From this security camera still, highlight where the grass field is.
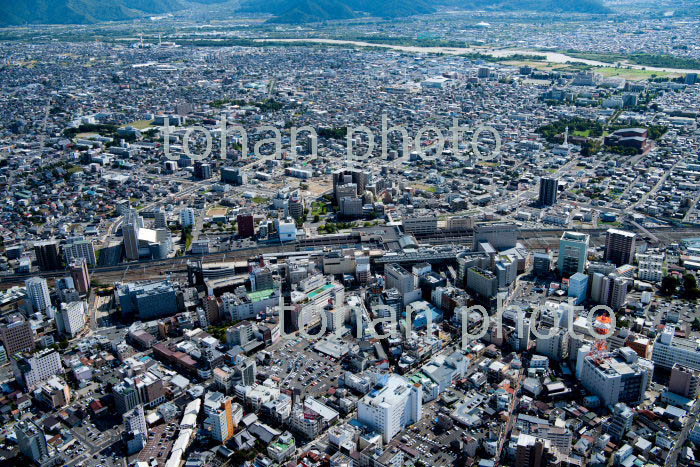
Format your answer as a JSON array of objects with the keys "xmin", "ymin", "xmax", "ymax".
[
  {"xmin": 593, "ymin": 67, "xmax": 678, "ymax": 80},
  {"xmin": 122, "ymin": 119, "xmax": 154, "ymax": 130}
]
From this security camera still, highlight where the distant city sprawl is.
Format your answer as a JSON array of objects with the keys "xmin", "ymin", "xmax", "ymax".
[
  {"xmin": 2, "ymin": 3, "xmax": 700, "ymax": 467},
  {"xmin": 163, "ymin": 114, "xmax": 502, "ymax": 163}
]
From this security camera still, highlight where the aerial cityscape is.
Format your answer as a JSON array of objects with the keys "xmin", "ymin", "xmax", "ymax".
[{"xmin": 1, "ymin": 0, "xmax": 700, "ymax": 466}]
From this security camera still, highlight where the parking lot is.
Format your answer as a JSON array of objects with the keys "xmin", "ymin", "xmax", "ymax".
[
  {"xmin": 266, "ymin": 337, "xmax": 344, "ymax": 398},
  {"xmin": 65, "ymin": 420, "xmax": 123, "ymax": 467}
]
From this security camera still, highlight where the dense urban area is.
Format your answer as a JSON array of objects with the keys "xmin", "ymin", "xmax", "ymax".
[{"xmin": 1, "ymin": 1, "xmax": 700, "ymax": 467}]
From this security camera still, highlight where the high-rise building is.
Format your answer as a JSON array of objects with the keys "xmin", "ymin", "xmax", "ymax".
[
  {"xmin": 56, "ymin": 301, "xmax": 87, "ymax": 338},
  {"xmin": 333, "ymin": 169, "xmax": 369, "ymax": 203},
  {"xmin": 124, "ymin": 405, "xmax": 148, "ymax": 455},
  {"xmin": 232, "ymin": 357, "xmax": 257, "ymax": 387},
  {"xmin": 194, "ymin": 161, "xmax": 212, "ymax": 180},
  {"xmin": 385, "ymin": 263, "xmax": 415, "ymax": 295},
  {"xmin": 12, "ymin": 349, "xmax": 63, "ymax": 390},
  {"xmin": 577, "ymin": 347, "xmax": 653, "ymax": 407},
  {"xmin": 466, "ymin": 267, "xmax": 499, "ymax": 299},
  {"xmin": 250, "ymin": 267, "xmax": 274, "ymax": 292},
  {"xmin": 604, "ymin": 403, "xmax": 634, "ymax": 442},
  {"xmin": 203, "ymin": 391, "xmax": 240, "ymax": 442},
  {"xmin": 532, "ymin": 253, "xmax": 552, "ymax": 278},
  {"xmin": 237, "ymin": 214, "xmax": 255, "ymax": 238},
  {"xmin": 357, "ymin": 374, "xmax": 422, "ymax": 443},
  {"xmin": 0, "ymin": 317, "xmax": 35, "ymax": 355},
  {"xmin": 123, "ymin": 209, "xmax": 144, "ymax": 261},
  {"xmin": 124, "ymin": 405, "xmax": 147, "ymax": 440},
  {"xmin": 69, "ymin": 258, "xmax": 91, "ymax": 295},
  {"xmin": 25, "ymin": 276, "xmax": 52, "ymax": 312},
  {"xmin": 669, "ymin": 364, "xmax": 700, "ymax": 399},
  {"xmin": 114, "ymin": 379, "xmax": 142, "ymax": 415},
  {"xmin": 653, "ymin": 327, "xmax": 700, "ymax": 370},
  {"xmin": 15, "ymin": 420, "xmax": 50, "ymax": 464},
  {"xmin": 558, "ymin": 232, "xmax": 589, "ymax": 277},
  {"xmin": 515, "ymin": 433, "xmax": 556, "ymax": 467},
  {"xmin": 538, "ymin": 177, "xmax": 558, "ymax": 207},
  {"xmin": 221, "ymin": 167, "xmax": 247, "ymax": 185},
  {"xmin": 567, "ymin": 272, "xmax": 588, "ymax": 305},
  {"xmin": 604, "ymin": 229, "xmax": 637, "ymax": 267},
  {"xmin": 63, "ymin": 239, "xmax": 96, "ymax": 266},
  {"xmin": 153, "ymin": 209, "xmax": 168, "ymax": 229},
  {"xmin": 636, "ymin": 252, "xmax": 664, "ymax": 283},
  {"xmin": 34, "ymin": 240, "xmax": 61, "ymax": 271}
]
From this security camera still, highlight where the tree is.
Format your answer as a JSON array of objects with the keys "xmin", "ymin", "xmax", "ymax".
[
  {"xmin": 682, "ymin": 274, "xmax": 700, "ymax": 300},
  {"xmin": 660, "ymin": 275, "xmax": 679, "ymax": 296}
]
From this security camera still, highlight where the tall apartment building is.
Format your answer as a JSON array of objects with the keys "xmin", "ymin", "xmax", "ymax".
[
  {"xmin": 636, "ymin": 252, "xmax": 664, "ymax": 283},
  {"xmin": 577, "ymin": 347, "xmax": 653, "ymax": 407},
  {"xmin": 203, "ymin": 391, "xmax": 240, "ymax": 443},
  {"xmin": 34, "ymin": 240, "xmax": 61, "ymax": 271},
  {"xmin": 605, "ymin": 229, "xmax": 637, "ymax": 267},
  {"xmin": 25, "ymin": 276, "xmax": 52, "ymax": 312},
  {"xmin": 669, "ymin": 364, "xmax": 700, "ymax": 399},
  {"xmin": 653, "ymin": 327, "xmax": 700, "ymax": 370},
  {"xmin": 69, "ymin": 258, "xmax": 91, "ymax": 295},
  {"xmin": 63, "ymin": 239, "xmax": 96, "ymax": 266},
  {"xmin": 538, "ymin": 177, "xmax": 558, "ymax": 207},
  {"xmin": 0, "ymin": 317, "xmax": 35, "ymax": 355},
  {"xmin": 237, "ymin": 213, "xmax": 255, "ymax": 238},
  {"xmin": 123, "ymin": 209, "xmax": 144, "ymax": 261},
  {"xmin": 12, "ymin": 349, "xmax": 63, "ymax": 390},
  {"xmin": 357, "ymin": 374, "xmax": 422, "ymax": 443},
  {"xmin": 558, "ymin": 232, "xmax": 589, "ymax": 276}
]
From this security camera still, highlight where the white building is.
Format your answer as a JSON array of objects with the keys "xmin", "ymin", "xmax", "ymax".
[
  {"xmin": 357, "ymin": 374, "xmax": 422, "ymax": 443},
  {"xmin": 578, "ymin": 347, "xmax": 653, "ymax": 407},
  {"xmin": 25, "ymin": 277, "xmax": 51, "ymax": 312},
  {"xmin": 203, "ymin": 391, "xmax": 240, "ymax": 443},
  {"xmin": 180, "ymin": 208, "xmax": 196, "ymax": 228},
  {"xmin": 636, "ymin": 252, "xmax": 664, "ymax": 283},
  {"xmin": 12, "ymin": 349, "xmax": 63, "ymax": 390},
  {"xmin": 652, "ymin": 326, "xmax": 700, "ymax": 370},
  {"xmin": 56, "ymin": 301, "xmax": 87, "ymax": 338}
]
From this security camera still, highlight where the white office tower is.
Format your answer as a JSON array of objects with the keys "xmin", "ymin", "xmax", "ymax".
[
  {"xmin": 123, "ymin": 209, "xmax": 144, "ymax": 261},
  {"xmin": 56, "ymin": 301, "xmax": 87, "ymax": 338},
  {"xmin": 124, "ymin": 405, "xmax": 147, "ymax": 455},
  {"xmin": 652, "ymin": 326, "xmax": 700, "ymax": 370},
  {"xmin": 180, "ymin": 208, "xmax": 196, "ymax": 228},
  {"xmin": 357, "ymin": 374, "xmax": 422, "ymax": 443},
  {"xmin": 578, "ymin": 347, "xmax": 653, "ymax": 407},
  {"xmin": 25, "ymin": 277, "xmax": 52, "ymax": 312}
]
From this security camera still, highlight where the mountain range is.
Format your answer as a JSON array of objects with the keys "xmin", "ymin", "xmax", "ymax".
[{"xmin": 0, "ymin": 0, "xmax": 610, "ymax": 26}]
